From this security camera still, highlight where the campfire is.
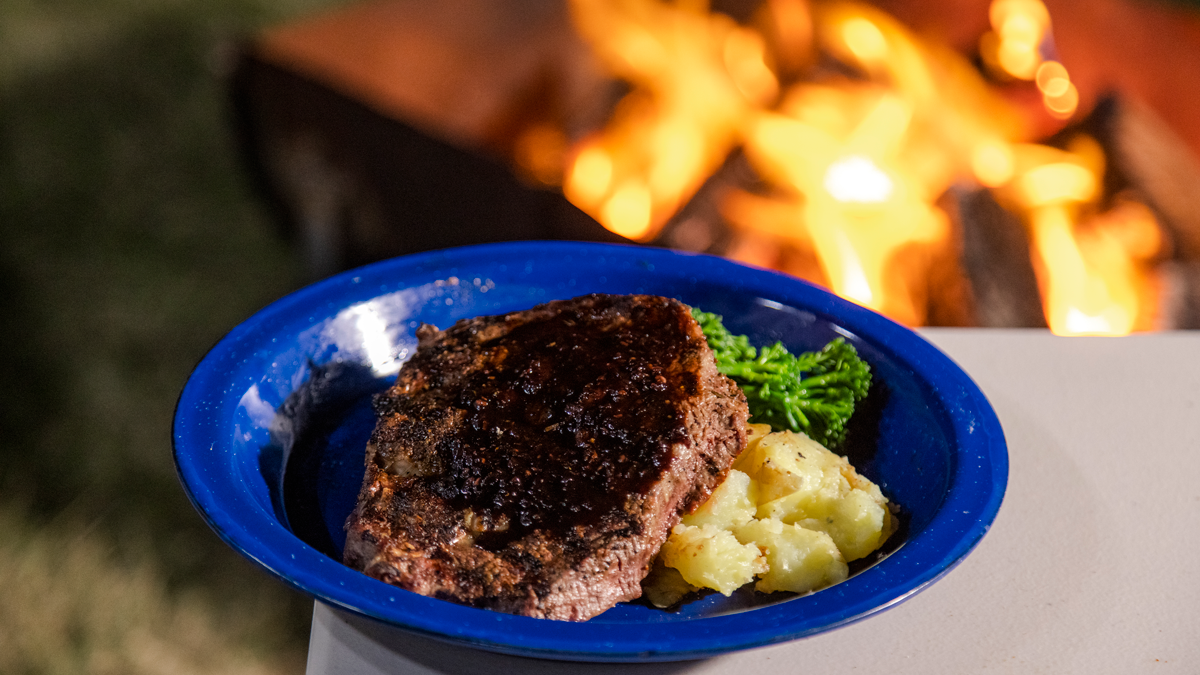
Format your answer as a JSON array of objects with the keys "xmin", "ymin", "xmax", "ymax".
[
  {"xmin": 518, "ymin": 0, "xmax": 1166, "ymax": 334},
  {"xmin": 233, "ymin": 0, "xmax": 1200, "ymax": 334}
]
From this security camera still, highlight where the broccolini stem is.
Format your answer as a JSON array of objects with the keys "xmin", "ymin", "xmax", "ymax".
[{"xmin": 690, "ymin": 306, "xmax": 872, "ymax": 448}]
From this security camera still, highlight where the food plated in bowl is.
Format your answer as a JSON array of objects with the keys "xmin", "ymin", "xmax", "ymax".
[{"xmin": 173, "ymin": 241, "xmax": 1007, "ymax": 661}]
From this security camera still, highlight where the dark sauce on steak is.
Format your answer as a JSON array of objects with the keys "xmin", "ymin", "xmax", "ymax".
[
  {"xmin": 348, "ymin": 293, "xmax": 749, "ymax": 619},
  {"xmin": 381, "ymin": 296, "xmax": 703, "ymax": 548}
]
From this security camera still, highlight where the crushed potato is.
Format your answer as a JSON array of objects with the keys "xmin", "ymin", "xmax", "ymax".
[
  {"xmin": 649, "ymin": 425, "xmax": 894, "ymax": 605},
  {"xmin": 657, "ymin": 523, "xmax": 767, "ymax": 595}
]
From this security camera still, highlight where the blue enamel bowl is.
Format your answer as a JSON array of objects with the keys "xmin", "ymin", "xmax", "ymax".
[{"xmin": 173, "ymin": 241, "xmax": 1007, "ymax": 662}]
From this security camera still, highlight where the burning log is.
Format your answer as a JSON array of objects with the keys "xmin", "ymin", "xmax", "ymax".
[
  {"xmin": 650, "ymin": 150, "xmax": 754, "ymax": 256},
  {"xmin": 1011, "ymin": 92, "xmax": 1200, "ymax": 332},
  {"xmin": 1083, "ymin": 95, "xmax": 1200, "ymax": 266},
  {"xmin": 1171, "ymin": 264, "xmax": 1200, "ymax": 330},
  {"xmin": 945, "ymin": 185, "xmax": 1046, "ymax": 328},
  {"xmin": 1075, "ymin": 94, "xmax": 1200, "ymax": 329}
]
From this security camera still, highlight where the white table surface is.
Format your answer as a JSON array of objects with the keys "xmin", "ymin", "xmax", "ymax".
[{"xmin": 306, "ymin": 329, "xmax": 1200, "ymax": 674}]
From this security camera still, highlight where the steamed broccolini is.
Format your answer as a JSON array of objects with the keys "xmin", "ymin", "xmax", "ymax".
[{"xmin": 691, "ymin": 307, "xmax": 871, "ymax": 448}]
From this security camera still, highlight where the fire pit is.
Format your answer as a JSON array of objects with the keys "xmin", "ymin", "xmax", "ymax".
[{"xmin": 229, "ymin": 0, "xmax": 1200, "ymax": 332}]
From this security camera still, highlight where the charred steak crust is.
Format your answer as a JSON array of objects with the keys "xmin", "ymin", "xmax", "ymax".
[{"xmin": 343, "ymin": 294, "xmax": 748, "ymax": 621}]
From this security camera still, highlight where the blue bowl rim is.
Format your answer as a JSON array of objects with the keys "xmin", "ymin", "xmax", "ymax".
[{"xmin": 173, "ymin": 240, "xmax": 1008, "ymax": 662}]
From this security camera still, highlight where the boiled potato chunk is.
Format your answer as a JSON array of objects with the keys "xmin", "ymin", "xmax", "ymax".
[
  {"xmin": 730, "ymin": 423, "xmax": 769, "ymax": 476},
  {"xmin": 733, "ymin": 517, "xmax": 848, "ymax": 594},
  {"xmin": 681, "ymin": 469, "xmax": 756, "ymax": 530},
  {"xmin": 657, "ymin": 524, "xmax": 767, "ymax": 596},
  {"xmin": 733, "ymin": 428, "xmax": 823, "ymax": 502},
  {"xmin": 648, "ymin": 428, "xmax": 891, "ymax": 601},
  {"xmin": 751, "ymin": 432, "xmax": 890, "ymax": 561},
  {"xmin": 743, "ymin": 422, "xmax": 772, "ymax": 451},
  {"xmin": 821, "ymin": 487, "xmax": 891, "ymax": 562}
]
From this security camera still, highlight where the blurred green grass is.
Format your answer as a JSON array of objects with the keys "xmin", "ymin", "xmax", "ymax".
[{"xmin": 0, "ymin": 0, "xmax": 348, "ymax": 671}]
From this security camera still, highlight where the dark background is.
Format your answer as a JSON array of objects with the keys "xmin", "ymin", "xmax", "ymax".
[{"xmin": 0, "ymin": 0, "xmax": 348, "ymax": 670}]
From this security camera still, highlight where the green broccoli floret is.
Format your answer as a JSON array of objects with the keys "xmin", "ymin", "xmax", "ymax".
[{"xmin": 691, "ymin": 307, "xmax": 871, "ymax": 448}]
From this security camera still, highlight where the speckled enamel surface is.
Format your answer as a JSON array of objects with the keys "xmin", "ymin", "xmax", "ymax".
[{"xmin": 173, "ymin": 241, "xmax": 1007, "ymax": 662}]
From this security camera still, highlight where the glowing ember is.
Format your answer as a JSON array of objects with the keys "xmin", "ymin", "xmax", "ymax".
[
  {"xmin": 1035, "ymin": 61, "xmax": 1070, "ymax": 97},
  {"xmin": 980, "ymin": 0, "xmax": 1078, "ymax": 119},
  {"xmin": 1042, "ymin": 80, "xmax": 1080, "ymax": 120},
  {"xmin": 982, "ymin": 0, "xmax": 1050, "ymax": 80}
]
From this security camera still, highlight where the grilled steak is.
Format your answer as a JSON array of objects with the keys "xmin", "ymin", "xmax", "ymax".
[{"xmin": 343, "ymin": 293, "xmax": 748, "ymax": 621}]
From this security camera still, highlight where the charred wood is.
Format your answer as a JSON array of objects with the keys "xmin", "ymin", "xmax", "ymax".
[{"xmin": 949, "ymin": 185, "xmax": 1047, "ymax": 328}]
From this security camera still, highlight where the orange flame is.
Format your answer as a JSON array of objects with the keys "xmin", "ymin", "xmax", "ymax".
[
  {"xmin": 559, "ymin": 0, "xmax": 1163, "ymax": 333},
  {"xmin": 732, "ymin": 86, "xmax": 949, "ymax": 324},
  {"xmin": 1003, "ymin": 137, "xmax": 1162, "ymax": 335},
  {"xmin": 564, "ymin": 0, "xmax": 778, "ymax": 240},
  {"xmin": 726, "ymin": 5, "xmax": 1020, "ymax": 325}
]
